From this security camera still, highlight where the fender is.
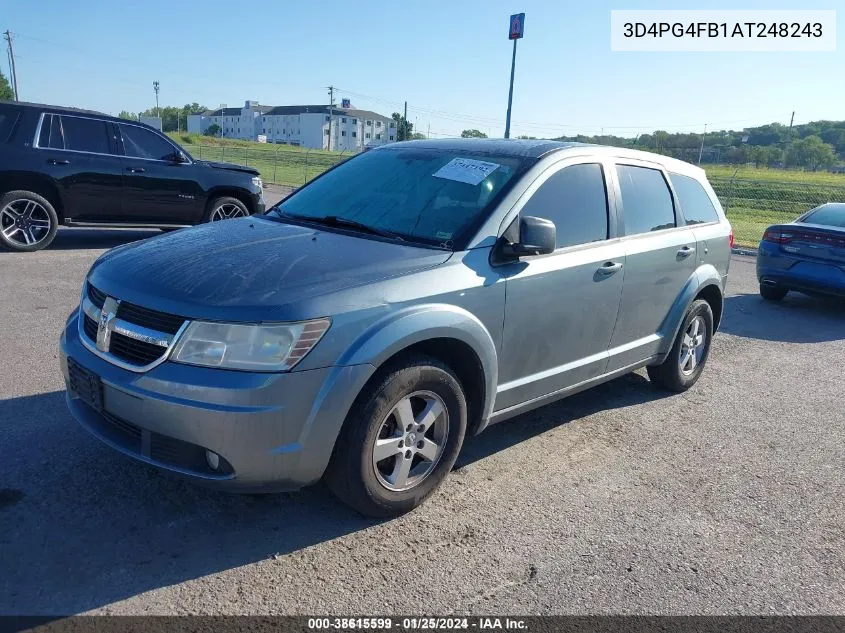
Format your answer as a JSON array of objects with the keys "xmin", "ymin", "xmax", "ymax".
[
  {"xmin": 336, "ymin": 303, "xmax": 499, "ymax": 424},
  {"xmin": 656, "ymin": 263, "xmax": 724, "ymax": 358}
]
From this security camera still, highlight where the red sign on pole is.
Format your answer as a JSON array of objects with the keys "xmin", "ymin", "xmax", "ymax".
[{"xmin": 509, "ymin": 13, "xmax": 525, "ymax": 40}]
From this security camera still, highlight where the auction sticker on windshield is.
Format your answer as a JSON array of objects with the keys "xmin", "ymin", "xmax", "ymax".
[{"xmin": 433, "ymin": 158, "xmax": 500, "ymax": 186}]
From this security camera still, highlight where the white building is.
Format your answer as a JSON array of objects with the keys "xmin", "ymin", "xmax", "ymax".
[{"xmin": 188, "ymin": 100, "xmax": 397, "ymax": 151}]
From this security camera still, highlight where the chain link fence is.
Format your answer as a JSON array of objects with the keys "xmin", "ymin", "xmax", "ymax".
[{"xmin": 711, "ymin": 174, "xmax": 845, "ymax": 248}]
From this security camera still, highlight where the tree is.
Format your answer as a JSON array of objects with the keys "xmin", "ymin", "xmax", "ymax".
[
  {"xmin": 118, "ymin": 111, "xmax": 139, "ymax": 121},
  {"xmin": 391, "ymin": 112, "xmax": 414, "ymax": 141},
  {"xmin": 785, "ymin": 136, "xmax": 836, "ymax": 171},
  {"xmin": 460, "ymin": 129, "xmax": 487, "ymax": 138},
  {"xmin": 0, "ymin": 70, "xmax": 13, "ymax": 101},
  {"xmin": 205, "ymin": 123, "xmax": 221, "ymax": 137},
  {"xmin": 748, "ymin": 145, "xmax": 781, "ymax": 168}
]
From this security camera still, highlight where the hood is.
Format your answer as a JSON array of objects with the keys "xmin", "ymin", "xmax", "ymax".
[
  {"xmin": 195, "ymin": 159, "xmax": 260, "ymax": 176},
  {"xmin": 88, "ymin": 217, "xmax": 451, "ymax": 322}
]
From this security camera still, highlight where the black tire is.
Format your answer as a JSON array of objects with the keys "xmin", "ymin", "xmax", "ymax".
[
  {"xmin": 203, "ymin": 196, "xmax": 249, "ymax": 223},
  {"xmin": 647, "ymin": 299, "xmax": 714, "ymax": 393},
  {"xmin": 0, "ymin": 190, "xmax": 59, "ymax": 252},
  {"xmin": 760, "ymin": 284, "xmax": 788, "ymax": 301},
  {"xmin": 324, "ymin": 354, "xmax": 468, "ymax": 517}
]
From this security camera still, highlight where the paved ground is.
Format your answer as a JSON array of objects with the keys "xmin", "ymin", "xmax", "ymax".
[{"xmin": 1, "ymin": 237, "xmax": 844, "ymax": 615}]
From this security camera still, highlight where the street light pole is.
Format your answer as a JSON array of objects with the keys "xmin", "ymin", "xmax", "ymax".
[
  {"xmin": 153, "ymin": 81, "xmax": 160, "ymax": 119},
  {"xmin": 504, "ymin": 39, "xmax": 517, "ymax": 139}
]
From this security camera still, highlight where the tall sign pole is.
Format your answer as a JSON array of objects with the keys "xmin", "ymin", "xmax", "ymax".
[{"xmin": 504, "ymin": 13, "xmax": 524, "ymax": 139}]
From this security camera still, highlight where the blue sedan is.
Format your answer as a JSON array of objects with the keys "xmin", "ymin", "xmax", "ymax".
[{"xmin": 757, "ymin": 202, "xmax": 845, "ymax": 301}]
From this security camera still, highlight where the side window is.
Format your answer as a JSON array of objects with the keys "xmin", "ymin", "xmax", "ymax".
[
  {"xmin": 120, "ymin": 124, "xmax": 177, "ymax": 160},
  {"xmin": 669, "ymin": 172, "xmax": 719, "ymax": 225},
  {"xmin": 0, "ymin": 105, "xmax": 21, "ymax": 143},
  {"xmin": 37, "ymin": 114, "xmax": 65, "ymax": 149},
  {"xmin": 616, "ymin": 165, "xmax": 676, "ymax": 235},
  {"xmin": 519, "ymin": 163, "xmax": 609, "ymax": 249},
  {"xmin": 60, "ymin": 116, "xmax": 111, "ymax": 154}
]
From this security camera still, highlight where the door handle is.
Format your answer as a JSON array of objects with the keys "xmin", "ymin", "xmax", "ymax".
[
  {"xmin": 47, "ymin": 158, "xmax": 70, "ymax": 166},
  {"xmin": 126, "ymin": 167, "xmax": 145, "ymax": 173},
  {"xmin": 596, "ymin": 261, "xmax": 623, "ymax": 275},
  {"xmin": 677, "ymin": 245, "xmax": 696, "ymax": 258}
]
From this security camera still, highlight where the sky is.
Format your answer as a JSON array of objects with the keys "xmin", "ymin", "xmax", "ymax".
[{"xmin": 2, "ymin": 0, "xmax": 842, "ymax": 139}]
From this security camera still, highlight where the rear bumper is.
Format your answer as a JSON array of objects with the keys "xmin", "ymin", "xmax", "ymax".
[
  {"xmin": 757, "ymin": 242, "xmax": 845, "ymax": 297},
  {"xmin": 59, "ymin": 310, "xmax": 374, "ymax": 492}
]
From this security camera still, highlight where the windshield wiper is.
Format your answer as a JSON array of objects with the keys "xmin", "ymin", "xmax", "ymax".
[{"xmin": 273, "ymin": 211, "xmax": 404, "ymax": 241}]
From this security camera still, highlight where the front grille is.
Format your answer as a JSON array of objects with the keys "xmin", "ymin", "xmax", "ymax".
[
  {"xmin": 117, "ymin": 301, "xmax": 185, "ymax": 335},
  {"xmin": 83, "ymin": 314, "xmax": 98, "ymax": 340},
  {"xmin": 67, "ymin": 358, "xmax": 103, "ymax": 412},
  {"xmin": 88, "ymin": 284, "xmax": 107, "ymax": 308},
  {"xmin": 109, "ymin": 333, "xmax": 165, "ymax": 366}
]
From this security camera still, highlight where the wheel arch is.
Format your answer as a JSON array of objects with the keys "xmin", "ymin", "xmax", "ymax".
[
  {"xmin": 205, "ymin": 186, "xmax": 256, "ymax": 214},
  {"xmin": 0, "ymin": 172, "xmax": 64, "ymax": 222},
  {"xmin": 336, "ymin": 304, "xmax": 499, "ymax": 437},
  {"xmin": 658, "ymin": 264, "xmax": 724, "ymax": 356}
]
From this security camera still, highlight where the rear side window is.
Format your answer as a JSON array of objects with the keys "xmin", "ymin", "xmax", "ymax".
[
  {"xmin": 120, "ymin": 123, "xmax": 177, "ymax": 160},
  {"xmin": 617, "ymin": 165, "xmax": 676, "ymax": 235},
  {"xmin": 670, "ymin": 172, "xmax": 719, "ymax": 225},
  {"xmin": 38, "ymin": 114, "xmax": 66, "ymax": 149},
  {"xmin": 519, "ymin": 163, "xmax": 608, "ymax": 249},
  {"xmin": 60, "ymin": 116, "xmax": 111, "ymax": 154},
  {"xmin": 0, "ymin": 105, "xmax": 21, "ymax": 142}
]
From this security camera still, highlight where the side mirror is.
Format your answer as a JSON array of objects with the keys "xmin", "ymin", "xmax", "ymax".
[
  {"xmin": 171, "ymin": 150, "xmax": 189, "ymax": 164},
  {"xmin": 500, "ymin": 215, "xmax": 556, "ymax": 258}
]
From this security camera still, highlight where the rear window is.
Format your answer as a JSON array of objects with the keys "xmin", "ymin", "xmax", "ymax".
[
  {"xmin": 0, "ymin": 105, "xmax": 21, "ymax": 143},
  {"xmin": 60, "ymin": 116, "xmax": 111, "ymax": 154},
  {"xmin": 800, "ymin": 205, "xmax": 845, "ymax": 228},
  {"xmin": 617, "ymin": 164, "xmax": 676, "ymax": 235},
  {"xmin": 669, "ymin": 172, "xmax": 720, "ymax": 225}
]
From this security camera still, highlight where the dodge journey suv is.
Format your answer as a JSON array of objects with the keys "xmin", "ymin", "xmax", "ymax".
[{"xmin": 60, "ymin": 139, "xmax": 732, "ymax": 516}]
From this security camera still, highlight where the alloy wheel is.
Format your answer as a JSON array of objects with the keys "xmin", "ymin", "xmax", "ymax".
[
  {"xmin": 210, "ymin": 203, "xmax": 247, "ymax": 221},
  {"xmin": 679, "ymin": 315, "xmax": 707, "ymax": 375},
  {"xmin": 1, "ymin": 199, "xmax": 53, "ymax": 247},
  {"xmin": 371, "ymin": 390, "xmax": 449, "ymax": 492}
]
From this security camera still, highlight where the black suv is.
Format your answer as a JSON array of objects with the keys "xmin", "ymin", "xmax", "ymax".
[{"xmin": 0, "ymin": 101, "xmax": 265, "ymax": 252}]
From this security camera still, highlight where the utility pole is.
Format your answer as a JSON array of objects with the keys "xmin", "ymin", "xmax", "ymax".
[
  {"xmin": 4, "ymin": 31, "xmax": 19, "ymax": 101},
  {"xmin": 427, "ymin": 123, "xmax": 430, "ymax": 139},
  {"xmin": 698, "ymin": 123, "xmax": 708, "ymax": 165},
  {"xmin": 327, "ymin": 85, "xmax": 335, "ymax": 151},
  {"xmin": 504, "ymin": 13, "xmax": 525, "ymax": 139},
  {"xmin": 789, "ymin": 111, "xmax": 795, "ymax": 131},
  {"xmin": 403, "ymin": 101, "xmax": 408, "ymax": 141},
  {"xmin": 153, "ymin": 81, "xmax": 160, "ymax": 119}
]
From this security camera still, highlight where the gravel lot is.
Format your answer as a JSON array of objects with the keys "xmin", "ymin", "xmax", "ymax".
[{"xmin": 1, "ymin": 221, "xmax": 844, "ymax": 615}]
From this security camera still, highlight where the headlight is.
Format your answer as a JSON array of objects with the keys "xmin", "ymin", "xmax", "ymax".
[
  {"xmin": 171, "ymin": 318, "xmax": 330, "ymax": 371},
  {"xmin": 252, "ymin": 176, "xmax": 263, "ymax": 188}
]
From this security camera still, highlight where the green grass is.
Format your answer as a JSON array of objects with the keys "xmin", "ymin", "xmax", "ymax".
[{"xmin": 167, "ymin": 134, "xmax": 845, "ymax": 248}]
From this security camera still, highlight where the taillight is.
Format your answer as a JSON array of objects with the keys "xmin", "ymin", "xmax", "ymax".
[
  {"xmin": 729, "ymin": 228, "xmax": 734, "ymax": 249},
  {"xmin": 762, "ymin": 229, "xmax": 793, "ymax": 244}
]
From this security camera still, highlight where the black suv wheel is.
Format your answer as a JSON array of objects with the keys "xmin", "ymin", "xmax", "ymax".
[
  {"xmin": 0, "ymin": 190, "xmax": 59, "ymax": 252},
  {"xmin": 204, "ymin": 196, "xmax": 249, "ymax": 222}
]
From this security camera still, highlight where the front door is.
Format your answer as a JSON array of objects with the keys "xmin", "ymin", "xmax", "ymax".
[
  {"xmin": 606, "ymin": 161, "xmax": 697, "ymax": 372},
  {"xmin": 117, "ymin": 123, "xmax": 201, "ymax": 224},
  {"xmin": 496, "ymin": 161, "xmax": 625, "ymax": 412}
]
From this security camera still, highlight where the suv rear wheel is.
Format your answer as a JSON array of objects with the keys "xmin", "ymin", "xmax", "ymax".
[
  {"xmin": 0, "ymin": 190, "xmax": 59, "ymax": 252},
  {"xmin": 647, "ymin": 299, "xmax": 714, "ymax": 393},
  {"xmin": 204, "ymin": 196, "xmax": 249, "ymax": 222},
  {"xmin": 325, "ymin": 354, "xmax": 467, "ymax": 517}
]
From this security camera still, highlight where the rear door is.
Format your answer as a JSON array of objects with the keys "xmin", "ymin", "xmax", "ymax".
[
  {"xmin": 606, "ymin": 160, "xmax": 697, "ymax": 372},
  {"xmin": 35, "ymin": 113, "xmax": 124, "ymax": 221},
  {"xmin": 116, "ymin": 122, "xmax": 202, "ymax": 224}
]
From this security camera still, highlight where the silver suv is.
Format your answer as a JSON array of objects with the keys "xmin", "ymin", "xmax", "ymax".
[{"xmin": 59, "ymin": 139, "xmax": 732, "ymax": 516}]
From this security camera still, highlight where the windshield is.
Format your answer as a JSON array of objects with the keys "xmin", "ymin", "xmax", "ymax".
[{"xmin": 274, "ymin": 148, "xmax": 529, "ymax": 248}]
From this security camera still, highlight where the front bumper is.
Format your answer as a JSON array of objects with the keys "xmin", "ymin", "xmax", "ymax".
[{"xmin": 60, "ymin": 310, "xmax": 374, "ymax": 492}]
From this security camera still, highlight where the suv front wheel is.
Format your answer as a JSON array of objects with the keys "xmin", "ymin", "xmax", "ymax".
[
  {"xmin": 204, "ymin": 196, "xmax": 249, "ymax": 222},
  {"xmin": 325, "ymin": 354, "xmax": 468, "ymax": 517},
  {"xmin": 0, "ymin": 190, "xmax": 59, "ymax": 252}
]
